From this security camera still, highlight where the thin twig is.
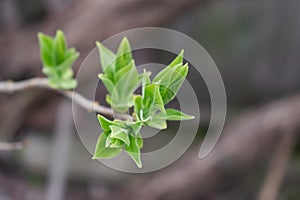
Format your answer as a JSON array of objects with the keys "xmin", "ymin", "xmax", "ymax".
[
  {"xmin": 0, "ymin": 78, "xmax": 131, "ymax": 120},
  {"xmin": 0, "ymin": 140, "xmax": 28, "ymax": 151}
]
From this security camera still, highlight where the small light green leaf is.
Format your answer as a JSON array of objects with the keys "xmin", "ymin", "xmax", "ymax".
[
  {"xmin": 165, "ymin": 108, "xmax": 195, "ymax": 121},
  {"xmin": 115, "ymin": 37, "xmax": 132, "ymax": 71},
  {"xmin": 97, "ymin": 114, "xmax": 115, "ymax": 132},
  {"xmin": 38, "ymin": 40, "xmax": 53, "ymax": 66},
  {"xmin": 98, "ymin": 74, "xmax": 114, "ymax": 94},
  {"xmin": 126, "ymin": 121, "xmax": 142, "ymax": 135},
  {"xmin": 93, "ymin": 133, "xmax": 122, "ymax": 159},
  {"xmin": 142, "ymin": 70, "xmax": 151, "ymax": 96},
  {"xmin": 114, "ymin": 60, "xmax": 135, "ymax": 81},
  {"xmin": 136, "ymin": 133, "xmax": 143, "ymax": 148},
  {"xmin": 97, "ymin": 38, "xmax": 142, "ymax": 113},
  {"xmin": 153, "ymin": 50, "xmax": 184, "ymax": 83},
  {"xmin": 148, "ymin": 117, "xmax": 167, "ymax": 130},
  {"xmin": 169, "ymin": 49, "xmax": 184, "ymax": 67},
  {"xmin": 125, "ymin": 135, "xmax": 142, "ymax": 168},
  {"xmin": 56, "ymin": 49, "xmax": 79, "ymax": 71},
  {"xmin": 56, "ymin": 79, "xmax": 77, "ymax": 89},
  {"xmin": 143, "ymin": 83, "xmax": 165, "ymax": 115},
  {"xmin": 53, "ymin": 30, "xmax": 67, "ymax": 65},
  {"xmin": 152, "ymin": 50, "xmax": 188, "ymax": 104},
  {"xmin": 38, "ymin": 31, "xmax": 79, "ymax": 90},
  {"xmin": 105, "ymin": 95, "xmax": 112, "ymax": 106},
  {"xmin": 162, "ymin": 65, "xmax": 188, "ymax": 104},
  {"xmin": 108, "ymin": 139, "xmax": 124, "ymax": 148},
  {"xmin": 109, "ymin": 125, "xmax": 130, "ymax": 145},
  {"xmin": 96, "ymin": 41, "xmax": 116, "ymax": 79},
  {"xmin": 135, "ymin": 82, "xmax": 167, "ymax": 129},
  {"xmin": 111, "ymin": 65, "xmax": 142, "ymax": 112},
  {"xmin": 62, "ymin": 68, "xmax": 73, "ymax": 79},
  {"xmin": 134, "ymin": 95, "xmax": 143, "ymax": 121}
]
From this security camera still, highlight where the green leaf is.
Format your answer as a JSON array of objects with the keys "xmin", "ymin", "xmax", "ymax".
[
  {"xmin": 97, "ymin": 114, "xmax": 115, "ymax": 132},
  {"xmin": 148, "ymin": 116, "xmax": 167, "ymax": 129},
  {"xmin": 57, "ymin": 79, "xmax": 77, "ymax": 89},
  {"xmin": 53, "ymin": 30, "xmax": 67, "ymax": 65},
  {"xmin": 106, "ymin": 95, "xmax": 112, "ymax": 105},
  {"xmin": 97, "ymin": 38, "xmax": 142, "ymax": 113},
  {"xmin": 136, "ymin": 133, "xmax": 143, "ymax": 148},
  {"xmin": 56, "ymin": 48, "xmax": 79, "ymax": 71},
  {"xmin": 126, "ymin": 121, "xmax": 142, "ymax": 135},
  {"xmin": 93, "ymin": 133, "xmax": 122, "ymax": 159},
  {"xmin": 169, "ymin": 49, "xmax": 184, "ymax": 67},
  {"xmin": 111, "ymin": 64, "xmax": 142, "ymax": 112},
  {"xmin": 38, "ymin": 30, "xmax": 79, "ymax": 90},
  {"xmin": 38, "ymin": 33, "xmax": 53, "ymax": 67},
  {"xmin": 159, "ymin": 64, "xmax": 188, "ymax": 104},
  {"xmin": 98, "ymin": 74, "xmax": 114, "ymax": 94},
  {"xmin": 107, "ymin": 138, "xmax": 124, "ymax": 148},
  {"xmin": 125, "ymin": 134, "xmax": 142, "ymax": 168},
  {"xmin": 115, "ymin": 37, "xmax": 132, "ymax": 71},
  {"xmin": 143, "ymin": 83, "xmax": 165, "ymax": 116},
  {"xmin": 165, "ymin": 108, "xmax": 195, "ymax": 121},
  {"xmin": 109, "ymin": 125, "xmax": 130, "ymax": 145},
  {"xmin": 114, "ymin": 60, "xmax": 135, "ymax": 81},
  {"xmin": 135, "ymin": 83, "xmax": 167, "ymax": 129},
  {"xmin": 96, "ymin": 41, "xmax": 116, "ymax": 80},
  {"xmin": 152, "ymin": 50, "xmax": 188, "ymax": 104},
  {"xmin": 153, "ymin": 50, "xmax": 184, "ymax": 83},
  {"xmin": 142, "ymin": 70, "xmax": 151, "ymax": 96}
]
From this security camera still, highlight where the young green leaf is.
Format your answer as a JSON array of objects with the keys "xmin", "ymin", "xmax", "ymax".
[
  {"xmin": 38, "ymin": 30, "xmax": 79, "ymax": 90},
  {"xmin": 125, "ymin": 134, "xmax": 142, "ymax": 168},
  {"xmin": 153, "ymin": 50, "xmax": 188, "ymax": 104},
  {"xmin": 111, "ymin": 64, "xmax": 142, "ymax": 112},
  {"xmin": 164, "ymin": 108, "xmax": 195, "ymax": 121},
  {"xmin": 158, "ymin": 63, "xmax": 188, "ymax": 104},
  {"xmin": 115, "ymin": 37, "xmax": 132, "ymax": 71},
  {"xmin": 94, "ymin": 115, "xmax": 143, "ymax": 167},
  {"xmin": 96, "ymin": 38, "xmax": 142, "ymax": 113},
  {"xmin": 109, "ymin": 125, "xmax": 130, "ymax": 145},
  {"xmin": 134, "ymin": 81, "xmax": 167, "ymax": 129},
  {"xmin": 96, "ymin": 41, "xmax": 115, "ymax": 79},
  {"xmin": 93, "ymin": 133, "xmax": 122, "ymax": 159},
  {"xmin": 153, "ymin": 50, "xmax": 184, "ymax": 83}
]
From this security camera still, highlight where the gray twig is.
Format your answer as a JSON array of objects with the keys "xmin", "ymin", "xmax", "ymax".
[
  {"xmin": 0, "ymin": 78, "xmax": 131, "ymax": 120},
  {"xmin": 0, "ymin": 140, "xmax": 28, "ymax": 151}
]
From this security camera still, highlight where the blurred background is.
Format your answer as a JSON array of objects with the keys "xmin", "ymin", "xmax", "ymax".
[{"xmin": 0, "ymin": 0, "xmax": 300, "ymax": 199}]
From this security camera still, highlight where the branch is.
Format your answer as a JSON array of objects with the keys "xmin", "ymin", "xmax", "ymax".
[
  {"xmin": 257, "ymin": 130, "xmax": 296, "ymax": 200},
  {"xmin": 0, "ymin": 140, "xmax": 28, "ymax": 151},
  {"xmin": 0, "ymin": 78, "xmax": 131, "ymax": 120}
]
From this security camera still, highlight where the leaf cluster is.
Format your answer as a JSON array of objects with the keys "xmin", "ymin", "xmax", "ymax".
[
  {"xmin": 38, "ymin": 30, "xmax": 79, "ymax": 89},
  {"xmin": 94, "ymin": 39, "xmax": 194, "ymax": 168},
  {"xmin": 38, "ymin": 31, "xmax": 194, "ymax": 168},
  {"xmin": 96, "ymin": 38, "xmax": 142, "ymax": 113}
]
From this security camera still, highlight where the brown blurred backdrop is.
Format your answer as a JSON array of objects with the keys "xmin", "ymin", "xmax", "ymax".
[{"xmin": 0, "ymin": 0, "xmax": 300, "ymax": 199}]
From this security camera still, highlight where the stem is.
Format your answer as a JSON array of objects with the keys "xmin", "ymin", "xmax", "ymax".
[{"xmin": 0, "ymin": 78, "xmax": 132, "ymax": 121}]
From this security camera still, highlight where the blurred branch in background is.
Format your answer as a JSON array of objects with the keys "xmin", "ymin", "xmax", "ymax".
[
  {"xmin": 0, "ymin": 140, "xmax": 28, "ymax": 151},
  {"xmin": 257, "ymin": 131, "xmax": 296, "ymax": 200},
  {"xmin": 45, "ymin": 99, "xmax": 73, "ymax": 200}
]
